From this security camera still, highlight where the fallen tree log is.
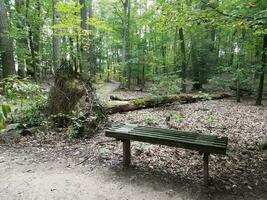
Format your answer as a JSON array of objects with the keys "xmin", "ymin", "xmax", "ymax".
[
  {"xmin": 107, "ymin": 93, "xmax": 230, "ymax": 114},
  {"xmin": 110, "ymin": 95, "xmax": 130, "ymax": 101},
  {"xmin": 110, "ymin": 95, "xmax": 135, "ymax": 101}
]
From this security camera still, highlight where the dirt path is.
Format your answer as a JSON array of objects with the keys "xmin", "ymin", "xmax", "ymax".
[
  {"xmin": 96, "ymin": 80, "xmax": 129, "ymax": 106},
  {"xmin": 96, "ymin": 80, "xmax": 120, "ymax": 102},
  {"xmin": 0, "ymin": 147, "xmax": 188, "ymax": 200}
]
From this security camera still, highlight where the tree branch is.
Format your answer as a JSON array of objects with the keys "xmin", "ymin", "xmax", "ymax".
[{"xmin": 200, "ymin": 0, "xmax": 267, "ymax": 22}]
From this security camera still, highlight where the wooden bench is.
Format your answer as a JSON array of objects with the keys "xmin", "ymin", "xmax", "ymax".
[{"xmin": 105, "ymin": 123, "xmax": 228, "ymax": 185}]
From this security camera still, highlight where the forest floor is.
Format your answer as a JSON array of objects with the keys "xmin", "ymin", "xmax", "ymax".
[{"xmin": 0, "ymin": 82, "xmax": 267, "ymax": 200}]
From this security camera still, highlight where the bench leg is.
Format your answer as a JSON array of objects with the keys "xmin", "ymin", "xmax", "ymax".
[
  {"xmin": 203, "ymin": 153, "xmax": 209, "ymax": 186},
  {"xmin": 123, "ymin": 140, "xmax": 131, "ymax": 168}
]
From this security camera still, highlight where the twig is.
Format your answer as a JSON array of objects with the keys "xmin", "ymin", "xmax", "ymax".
[{"xmin": 75, "ymin": 156, "xmax": 90, "ymax": 166}]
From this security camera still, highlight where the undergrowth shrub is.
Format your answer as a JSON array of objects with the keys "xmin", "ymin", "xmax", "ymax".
[
  {"xmin": 0, "ymin": 75, "xmax": 47, "ymax": 129},
  {"xmin": 150, "ymin": 75, "xmax": 181, "ymax": 95}
]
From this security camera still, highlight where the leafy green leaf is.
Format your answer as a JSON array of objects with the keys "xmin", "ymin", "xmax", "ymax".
[{"xmin": 2, "ymin": 104, "xmax": 11, "ymax": 118}]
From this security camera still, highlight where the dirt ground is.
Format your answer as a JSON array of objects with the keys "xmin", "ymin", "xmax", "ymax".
[
  {"xmin": 0, "ymin": 146, "xmax": 195, "ymax": 200},
  {"xmin": 0, "ymin": 82, "xmax": 267, "ymax": 200}
]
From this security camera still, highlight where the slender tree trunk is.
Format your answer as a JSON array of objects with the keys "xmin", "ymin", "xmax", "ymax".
[
  {"xmin": 236, "ymin": 31, "xmax": 245, "ymax": 102},
  {"xmin": 106, "ymin": 51, "xmax": 110, "ymax": 82},
  {"xmin": 236, "ymin": 69, "xmax": 241, "ymax": 102},
  {"xmin": 52, "ymin": 0, "xmax": 61, "ymax": 71},
  {"xmin": 126, "ymin": 0, "xmax": 131, "ymax": 89},
  {"xmin": 15, "ymin": 0, "xmax": 27, "ymax": 77},
  {"xmin": 88, "ymin": 0, "xmax": 96, "ymax": 76},
  {"xmin": 191, "ymin": 36, "xmax": 202, "ymax": 91},
  {"xmin": 76, "ymin": 33, "xmax": 80, "ymax": 72},
  {"xmin": 179, "ymin": 28, "xmax": 186, "ymax": 93},
  {"xmin": 173, "ymin": 27, "xmax": 178, "ymax": 65},
  {"xmin": 0, "ymin": 0, "xmax": 16, "ymax": 77},
  {"xmin": 161, "ymin": 34, "xmax": 167, "ymax": 73},
  {"xmin": 26, "ymin": 0, "xmax": 39, "ymax": 81},
  {"xmin": 122, "ymin": 0, "xmax": 130, "ymax": 89},
  {"xmin": 79, "ymin": 0, "xmax": 88, "ymax": 71},
  {"xmin": 255, "ymin": 34, "xmax": 267, "ymax": 105}
]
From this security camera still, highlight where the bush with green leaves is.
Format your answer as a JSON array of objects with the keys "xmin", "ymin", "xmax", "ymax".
[
  {"xmin": 208, "ymin": 65, "xmax": 256, "ymax": 94},
  {"xmin": 193, "ymin": 91, "xmax": 212, "ymax": 101},
  {"xmin": 0, "ymin": 104, "xmax": 11, "ymax": 129},
  {"xmin": 0, "ymin": 75, "xmax": 47, "ymax": 129},
  {"xmin": 150, "ymin": 75, "xmax": 181, "ymax": 96},
  {"xmin": 0, "ymin": 75, "xmax": 43, "ymax": 100}
]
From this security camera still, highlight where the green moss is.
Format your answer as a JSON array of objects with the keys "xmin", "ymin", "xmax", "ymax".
[{"xmin": 132, "ymin": 98, "xmax": 146, "ymax": 105}]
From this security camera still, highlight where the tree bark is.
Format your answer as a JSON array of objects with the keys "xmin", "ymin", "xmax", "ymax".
[
  {"xmin": 52, "ymin": 0, "xmax": 61, "ymax": 71},
  {"xmin": 255, "ymin": 34, "xmax": 267, "ymax": 105},
  {"xmin": 0, "ymin": 0, "xmax": 16, "ymax": 78},
  {"xmin": 191, "ymin": 36, "xmax": 202, "ymax": 91},
  {"xmin": 88, "ymin": 0, "xmax": 96, "ymax": 76},
  {"xmin": 179, "ymin": 28, "xmax": 186, "ymax": 93},
  {"xmin": 173, "ymin": 27, "xmax": 178, "ymax": 65},
  {"xmin": 122, "ymin": 0, "xmax": 131, "ymax": 89},
  {"xmin": 79, "ymin": 0, "xmax": 88, "ymax": 71},
  {"xmin": 25, "ymin": 0, "xmax": 40, "ymax": 81},
  {"xmin": 15, "ymin": 0, "xmax": 27, "ymax": 77},
  {"xmin": 107, "ymin": 93, "xmax": 230, "ymax": 114}
]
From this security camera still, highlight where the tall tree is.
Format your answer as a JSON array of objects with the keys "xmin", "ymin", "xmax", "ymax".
[
  {"xmin": 0, "ymin": 0, "xmax": 16, "ymax": 77},
  {"xmin": 15, "ymin": 0, "xmax": 27, "ymax": 77},
  {"xmin": 52, "ymin": 0, "xmax": 61, "ymax": 71},
  {"xmin": 79, "ymin": 0, "xmax": 88, "ymax": 72},
  {"xmin": 121, "ymin": 0, "xmax": 131, "ymax": 88},
  {"xmin": 88, "ymin": 0, "xmax": 96, "ymax": 76},
  {"xmin": 255, "ymin": 34, "xmax": 267, "ymax": 105},
  {"xmin": 179, "ymin": 27, "xmax": 186, "ymax": 93}
]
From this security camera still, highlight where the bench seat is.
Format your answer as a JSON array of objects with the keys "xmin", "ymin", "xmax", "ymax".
[{"xmin": 105, "ymin": 123, "xmax": 228, "ymax": 185}]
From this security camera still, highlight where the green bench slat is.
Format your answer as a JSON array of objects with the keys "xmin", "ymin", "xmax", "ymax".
[
  {"xmin": 129, "ymin": 130, "xmax": 225, "ymax": 148},
  {"xmin": 108, "ymin": 129, "xmax": 225, "ymax": 149},
  {"xmin": 106, "ymin": 124, "xmax": 228, "ymax": 154},
  {"xmin": 106, "ymin": 130, "xmax": 226, "ymax": 154},
  {"xmin": 132, "ymin": 128, "xmax": 226, "ymax": 146},
  {"xmin": 107, "ymin": 124, "xmax": 227, "ymax": 146},
  {"xmin": 135, "ymin": 126, "xmax": 227, "ymax": 144}
]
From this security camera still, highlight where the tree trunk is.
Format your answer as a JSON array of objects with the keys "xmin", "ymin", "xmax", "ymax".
[
  {"xmin": 122, "ymin": 0, "xmax": 131, "ymax": 89},
  {"xmin": 25, "ymin": 0, "xmax": 40, "ymax": 81},
  {"xmin": 0, "ymin": 0, "xmax": 16, "ymax": 78},
  {"xmin": 173, "ymin": 27, "xmax": 178, "ymax": 65},
  {"xmin": 52, "ymin": 0, "xmax": 61, "ymax": 71},
  {"xmin": 255, "ymin": 34, "xmax": 267, "ymax": 105},
  {"xmin": 88, "ymin": 0, "xmax": 96, "ymax": 76},
  {"xmin": 126, "ymin": 0, "xmax": 131, "ymax": 89},
  {"xmin": 236, "ymin": 74, "xmax": 241, "ymax": 102},
  {"xmin": 106, "ymin": 51, "xmax": 110, "ymax": 82},
  {"xmin": 179, "ymin": 28, "xmax": 186, "ymax": 93},
  {"xmin": 107, "ymin": 93, "xmax": 230, "ymax": 114},
  {"xmin": 191, "ymin": 36, "xmax": 202, "ymax": 91},
  {"xmin": 79, "ymin": 0, "xmax": 88, "ymax": 71},
  {"xmin": 15, "ymin": 0, "xmax": 27, "ymax": 77}
]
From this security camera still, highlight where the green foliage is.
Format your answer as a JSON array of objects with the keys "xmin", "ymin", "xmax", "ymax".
[
  {"xmin": 0, "ymin": 76, "xmax": 43, "ymax": 100},
  {"xmin": 0, "ymin": 104, "xmax": 11, "ymax": 129},
  {"xmin": 206, "ymin": 114, "xmax": 217, "ymax": 124},
  {"xmin": 52, "ymin": 101, "xmax": 106, "ymax": 139},
  {"xmin": 150, "ymin": 75, "xmax": 181, "ymax": 95},
  {"xmin": 12, "ymin": 97, "xmax": 47, "ymax": 129},
  {"xmin": 166, "ymin": 111, "xmax": 184, "ymax": 123},
  {"xmin": 0, "ymin": 76, "xmax": 47, "ymax": 129},
  {"xmin": 66, "ymin": 112, "xmax": 85, "ymax": 139},
  {"xmin": 193, "ymin": 92, "xmax": 212, "ymax": 101}
]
